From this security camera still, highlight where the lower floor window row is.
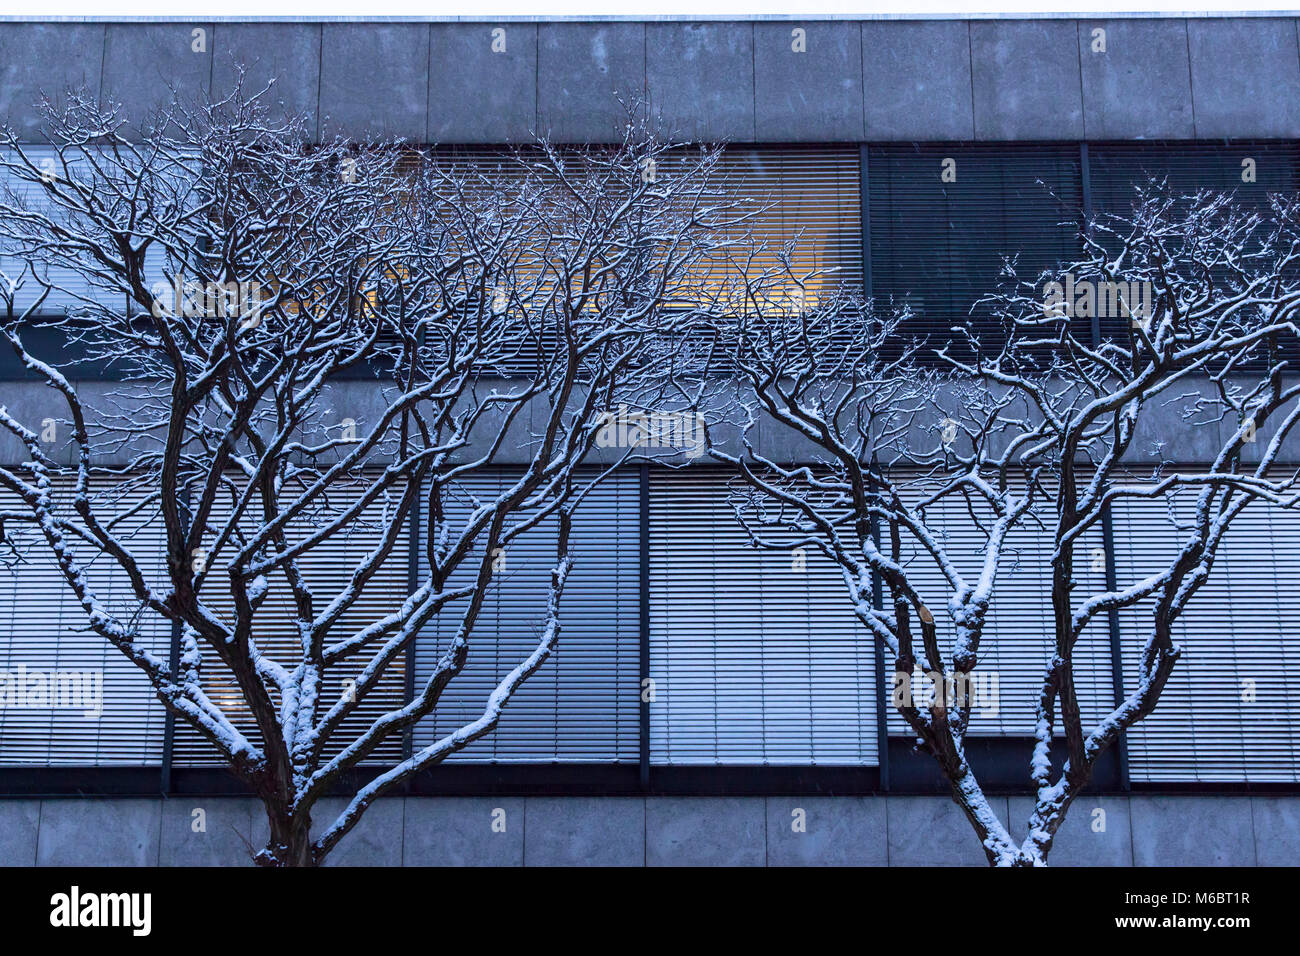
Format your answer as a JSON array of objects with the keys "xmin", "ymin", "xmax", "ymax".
[{"xmin": 1, "ymin": 467, "xmax": 1298, "ymax": 784}]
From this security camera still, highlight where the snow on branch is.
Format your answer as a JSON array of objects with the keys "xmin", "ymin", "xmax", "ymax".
[
  {"xmin": 682, "ymin": 189, "xmax": 1300, "ymax": 864},
  {"xmin": 0, "ymin": 83, "xmax": 760, "ymax": 865}
]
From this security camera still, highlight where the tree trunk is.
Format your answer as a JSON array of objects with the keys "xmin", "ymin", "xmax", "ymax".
[{"xmin": 257, "ymin": 807, "xmax": 316, "ymax": 867}]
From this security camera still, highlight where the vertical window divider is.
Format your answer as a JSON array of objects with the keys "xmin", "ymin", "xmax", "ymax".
[
  {"xmin": 869, "ymin": 461, "xmax": 889, "ymax": 792},
  {"xmin": 861, "ymin": 146, "xmax": 889, "ymax": 789},
  {"xmin": 402, "ymin": 332, "xmax": 425, "ymax": 788},
  {"xmin": 160, "ymin": 482, "xmax": 191, "ymax": 795},
  {"xmin": 639, "ymin": 462, "xmax": 651, "ymax": 790},
  {"xmin": 1081, "ymin": 141, "xmax": 1131, "ymax": 791}
]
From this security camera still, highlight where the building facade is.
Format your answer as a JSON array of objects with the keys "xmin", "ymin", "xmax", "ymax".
[{"xmin": 1, "ymin": 15, "xmax": 1298, "ymax": 865}]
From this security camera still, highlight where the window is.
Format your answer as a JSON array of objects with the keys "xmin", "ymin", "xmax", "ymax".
[
  {"xmin": 708, "ymin": 145, "xmax": 864, "ymax": 299},
  {"xmin": 881, "ymin": 476, "xmax": 1114, "ymax": 738},
  {"xmin": 0, "ymin": 146, "xmax": 175, "ymax": 318},
  {"xmin": 1088, "ymin": 141, "xmax": 1300, "ymax": 218},
  {"xmin": 0, "ymin": 478, "xmax": 170, "ymax": 765},
  {"xmin": 1087, "ymin": 141, "xmax": 1300, "ymax": 356},
  {"xmin": 171, "ymin": 476, "xmax": 409, "ymax": 766},
  {"xmin": 648, "ymin": 467, "xmax": 879, "ymax": 765},
  {"xmin": 868, "ymin": 144, "xmax": 1084, "ymax": 357},
  {"xmin": 1112, "ymin": 488, "xmax": 1300, "ymax": 783},
  {"xmin": 413, "ymin": 468, "xmax": 641, "ymax": 763}
]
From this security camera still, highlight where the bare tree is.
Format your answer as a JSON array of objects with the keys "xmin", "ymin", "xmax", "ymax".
[
  {"xmin": 0, "ymin": 87, "xmax": 741, "ymax": 865},
  {"xmin": 697, "ymin": 189, "xmax": 1300, "ymax": 865}
]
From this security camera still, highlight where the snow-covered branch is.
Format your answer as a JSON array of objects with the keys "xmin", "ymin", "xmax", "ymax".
[
  {"xmin": 0, "ymin": 84, "xmax": 749, "ymax": 865},
  {"xmin": 686, "ymin": 188, "xmax": 1300, "ymax": 864}
]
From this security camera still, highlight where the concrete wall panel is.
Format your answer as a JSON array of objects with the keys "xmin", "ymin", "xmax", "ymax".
[
  {"xmin": 523, "ymin": 796, "xmax": 644, "ymax": 866},
  {"xmin": 1250, "ymin": 795, "xmax": 1300, "ymax": 866},
  {"xmin": 1008, "ymin": 794, "xmax": 1134, "ymax": 866},
  {"xmin": 101, "ymin": 24, "xmax": 213, "ymax": 138},
  {"xmin": 0, "ymin": 800, "xmax": 40, "ymax": 865},
  {"xmin": 765, "ymin": 795, "xmax": 888, "ymax": 866},
  {"xmin": 320, "ymin": 24, "xmax": 429, "ymax": 142},
  {"xmin": 1188, "ymin": 18, "xmax": 1300, "ymax": 138},
  {"xmin": 862, "ymin": 20, "xmax": 974, "ymax": 141},
  {"xmin": 211, "ymin": 23, "xmax": 322, "ymax": 134},
  {"xmin": 1120, "ymin": 379, "xmax": 1228, "ymax": 466},
  {"xmin": 1130, "ymin": 794, "xmax": 1257, "ymax": 866},
  {"xmin": 403, "ymin": 796, "xmax": 525, "ymax": 866},
  {"xmin": 159, "ymin": 797, "xmax": 255, "ymax": 867},
  {"xmin": 35, "ymin": 797, "xmax": 162, "ymax": 866},
  {"xmin": 887, "ymin": 795, "xmax": 1006, "ymax": 865},
  {"xmin": 0, "ymin": 23, "xmax": 106, "ymax": 143},
  {"xmin": 970, "ymin": 20, "xmax": 1085, "ymax": 140},
  {"xmin": 315, "ymin": 797, "xmax": 405, "ymax": 867},
  {"xmin": 645, "ymin": 22, "xmax": 754, "ymax": 142},
  {"xmin": 754, "ymin": 22, "xmax": 863, "ymax": 142},
  {"xmin": 537, "ymin": 23, "xmax": 645, "ymax": 144},
  {"xmin": 429, "ymin": 23, "xmax": 537, "ymax": 144},
  {"xmin": 1078, "ymin": 19, "xmax": 1195, "ymax": 140},
  {"xmin": 645, "ymin": 796, "xmax": 765, "ymax": 866}
]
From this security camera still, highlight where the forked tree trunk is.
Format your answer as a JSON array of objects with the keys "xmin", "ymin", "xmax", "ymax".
[{"xmin": 258, "ymin": 806, "xmax": 316, "ymax": 867}]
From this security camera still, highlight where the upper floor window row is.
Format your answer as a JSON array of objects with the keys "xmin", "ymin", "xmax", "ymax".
[
  {"xmin": 3, "ymin": 140, "xmax": 1296, "ymax": 363},
  {"xmin": 868, "ymin": 141, "xmax": 1300, "ymax": 356},
  {"xmin": 0, "ymin": 144, "xmax": 862, "ymax": 322}
]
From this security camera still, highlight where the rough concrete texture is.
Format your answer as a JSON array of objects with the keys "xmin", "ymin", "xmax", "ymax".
[
  {"xmin": 320, "ymin": 23, "xmax": 430, "ymax": 142},
  {"xmin": 970, "ymin": 20, "xmax": 1085, "ymax": 140},
  {"xmin": 402, "ymin": 796, "xmax": 525, "ymax": 866},
  {"xmin": 1129, "ymin": 795, "xmax": 1259, "ymax": 866},
  {"xmin": 158, "ymin": 797, "xmax": 256, "ymax": 867},
  {"xmin": 1077, "ymin": 18, "xmax": 1195, "ymax": 140},
  {"xmin": 2, "ymin": 794, "xmax": 1287, "ymax": 866},
  {"xmin": 765, "ymin": 796, "xmax": 889, "ymax": 866},
  {"xmin": 211, "ymin": 23, "xmax": 323, "ymax": 134},
  {"xmin": 4, "ymin": 376, "xmax": 1290, "ymax": 468},
  {"xmin": 861, "ymin": 20, "xmax": 974, "ymax": 140},
  {"xmin": 1007, "ymin": 794, "xmax": 1135, "ymax": 866},
  {"xmin": 429, "ymin": 23, "xmax": 537, "ymax": 143},
  {"xmin": 646, "ymin": 796, "xmax": 766, "ymax": 866},
  {"xmin": 5, "ymin": 18, "xmax": 1295, "ymax": 143},
  {"xmin": 523, "ymin": 796, "xmax": 645, "ymax": 866},
  {"xmin": 33, "ymin": 797, "xmax": 162, "ymax": 866},
  {"xmin": 754, "ymin": 21, "xmax": 864, "ymax": 141},
  {"xmin": 537, "ymin": 23, "xmax": 644, "ymax": 144},
  {"xmin": 0, "ymin": 23, "xmax": 106, "ymax": 143}
]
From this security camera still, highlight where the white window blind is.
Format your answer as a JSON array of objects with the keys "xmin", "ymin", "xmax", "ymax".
[
  {"xmin": 420, "ymin": 144, "xmax": 862, "ymax": 291},
  {"xmin": 171, "ymin": 476, "xmax": 408, "ymax": 766},
  {"xmin": 412, "ymin": 467, "xmax": 641, "ymax": 763},
  {"xmin": 1112, "ymin": 490, "xmax": 1300, "ymax": 783},
  {"xmin": 883, "ymin": 483, "xmax": 1114, "ymax": 738},
  {"xmin": 0, "ymin": 147, "xmax": 175, "ymax": 317},
  {"xmin": 709, "ymin": 145, "xmax": 863, "ymax": 293},
  {"xmin": 648, "ymin": 467, "xmax": 878, "ymax": 766},
  {"xmin": 0, "ymin": 478, "xmax": 170, "ymax": 765}
]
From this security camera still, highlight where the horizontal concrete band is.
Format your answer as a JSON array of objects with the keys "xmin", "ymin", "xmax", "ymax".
[
  {"xmin": 2, "ymin": 377, "xmax": 1295, "ymax": 468},
  {"xmin": 1, "ymin": 18, "xmax": 1298, "ymax": 144},
  {"xmin": 1, "ymin": 794, "xmax": 1289, "ymax": 865}
]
